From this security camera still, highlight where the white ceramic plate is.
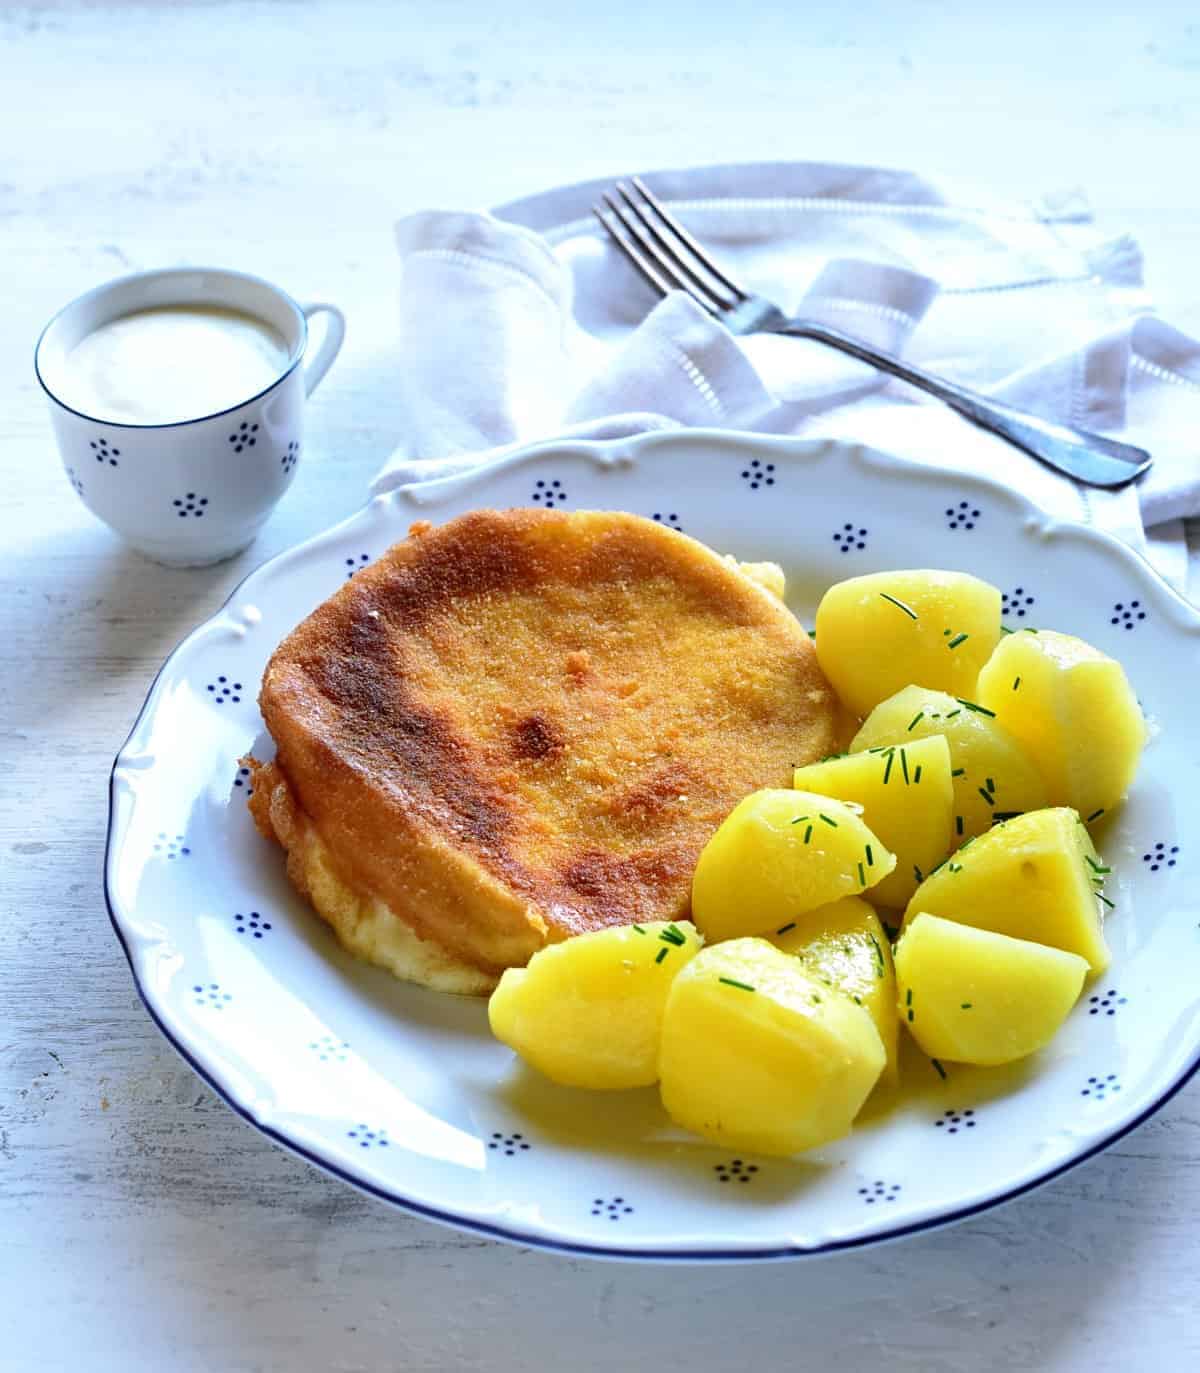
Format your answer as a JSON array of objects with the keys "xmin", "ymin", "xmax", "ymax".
[{"xmin": 106, "ymin": 433, "xmax": 1200, "ymax": 1261}]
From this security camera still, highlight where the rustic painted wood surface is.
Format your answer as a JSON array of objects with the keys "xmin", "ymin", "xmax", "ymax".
[{"xmin": 3, "ymin": 2, "xmax": 1199, "ymax": 1369}]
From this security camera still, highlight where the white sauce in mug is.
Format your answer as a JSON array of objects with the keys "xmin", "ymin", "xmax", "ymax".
[{"xmin": 60, "ymin": 305, "xmax": 291, "ymax": 424}]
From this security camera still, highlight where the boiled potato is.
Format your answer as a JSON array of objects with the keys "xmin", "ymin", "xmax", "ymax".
[
  {"xmin": 793, "ymin": 735, "xmax": 954, "ymax": 907},
  {"xmin": 814, "ymin": 570, "xmax": 1002, "ymax": 718},
  {"xmin": 894, "ymin": 913, "xmax": 1088, "ymax": 1065},
  {"xmin": 658, "ymin": 938, "xmax": 885, "ymax": 1155},
  {"xmin": 976, "ymin": 629, "xmax": 1146, "ymax": 821},
  {"xmin": 851, "ymin": 684, "xmax": 1049, "ymax": 841},
  {"xmin": 691, "ymin": 790, "xmax": 896, "ymax": 942},
  {"xmin": 769, "ymin": 896, "xmax": 899, "ymax": 1085},
  {"xmin": 902, "ymin": 807, "xmax": 1110, "ymax": 972},
  {"xmin": 487, "ymin": 920, "xmax": 703, "ymax": 1089}
]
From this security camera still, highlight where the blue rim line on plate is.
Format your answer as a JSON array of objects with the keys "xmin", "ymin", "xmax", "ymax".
[{"xmin": 104, "ymin": 431, "xmax": 1200, "ymax": 1262}]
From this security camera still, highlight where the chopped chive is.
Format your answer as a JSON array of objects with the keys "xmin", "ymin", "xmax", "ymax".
[
  {"xmin": 956, "ymin": 815, "xmax": 964, "ymax": 836},
  {"xmin": 1024, "ymin": 627, "xmax": 1038, "ymax": 633},
  {"xmin": 955, "ymin": 698, "xmax": 996, "ymax": 717},
  {"xmin": 985, "ymin": 777, "xmax": 995, "ymax": 792},
  {"xmin": 879, "ymin": 592, "xmax": 918, "ymax": 620},
  {"xmin": 946, "ymin": 633, "xmax": 969, "ymax": 649},
  {"xmin": 807, "ymin": 629, "xmax": 817, "ymax": 639},
  {"xmin": 1012, "ymin": 676, "xmax": 1021, "ymax": 691},
  {"xmin": 928, "ymin": 858, "xmax": 948, "ymax": 877},
  {"xmin": 931, "ymin": 1058, "xmax": 947, "ymax": 1080},
  {"xmin": 883, "ymin": 751, "xmax": 896, "ymax": 785},
  {"xmin": 960, "ymin": 1002, "xmax": 973, "ymax": 1009},
  {"xmin": 857, "ymin": 861, "xmax": 866, "ymax": 887},
  {"xmin": 866, "ymin": 844, "xmax": 874, "ymax": 867},
  {"xmin": 632, "ymin": 925, "xmax": 647, "ymax": 934},
  {"xmin": 913, "ymin": 864, "xmax": 924, "ymax": 884},
  {"xmin": 1000, "ymin": 626, "xmax": 1013, "ymax": 635},
  {"xmin": 882, "ymin": 921, "xmax": 899, "ymax": 941},
  {"xmin": 718, "ymin": 976, "xmax": 755, "ymax": 992},
  {"xmin": 819, "ymin": 813, "xmax": 839, "ymax": 828},
  {"xmin": 776, "ymin": 921, "xmax": 797, "ymax": 935},
  {"xmin": 853, "ymin": 995, "xmax": 863, "ymax": 1005},
  {"xmin": 951, "ymin": 767, "xmax": 966, "ymax": 778},
  {"xmin": 992, "ymin": 811, "xmax": 1021, "ymax": 822},
  {"xmin": 944, "ymin": 709, "xmax": 962, "ymax": 719},
  {"xmin": 1087, "ymin": 808, "xmax": 1105, "ymax": 823},
  {"xmin": 867, "ymin": 745, "xmax": 892, "ymax": 754},
  {"xmin": 868, "ymin": 934, "xmax": 886, "ymax": 977},
  {"xmin": 907, "ymin": 1009, "xmax": 914, "ymax": 1023},
  {"xmin": 1097, "ymin": 893, "xmax": 1115, "ymax": 909},
  {"xmin": 914, "ymin": 765, "xmax": 923, "ymax": 784},
  {"xmin": 978, "ymin": 787, "xmax": 995, "ymax": 806},
  {"xmin": 948, "ymin": 862, "xmax": 963, "ymax": 873},
  {"xmin": 1085, "ymin": 857, "xmax": 1111, "ymax": 874},
  {"xmin": 900, "ymin": 748, "xmax": 910, "ymax": 786},
  {"xmin": 804, "ymin": 824, "xmax": 813, "ymax": 844},
  {"xmin": 810, "ymin": 994, "xmax": 822, "ymax": 1005},
  {"xmin": 655, "ymin": 947, "xmax": 668, "ymax": 964},
  {"xmin": 906, "ymin": 989, "xmax": 913, "ymax": 1005},
  {"xmin": 790, "ymin": 814, "xmax": 810, "ymax": 825},
  {"xmin": 907, "ymin": 711, "xmax": 925, "ymax": 732}
]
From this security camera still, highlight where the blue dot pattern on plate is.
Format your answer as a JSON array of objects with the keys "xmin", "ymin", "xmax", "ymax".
[
  {"xmin": 945, "ymin": 500, "xmax": 980, "ymax": 530},
  {"xmin": 934, "ymin": 1108, "xmax": 977, "ymax": 1133},
  {"xmin": 652, "ymin": 511, "xmax": 683, "ymax": 531},
  {"xmin": 233, "ymin": 910, "xmax": 272, "ymax": 938},
  {"xmin": 1111, "ymin": 600, "xmax": 1146, "ymax": 630},
  {"xmin": 153, "ymin": 832, "xmax": 190, "ymax": 858},
  {"xmin": 281, "ymin": 440, "xmax": 299, "ymax": 474},
  {"xmin": 1081, "ymin": 1074, "xmax": 1121, "ymax": 1100},
  {"xmin": 1001, "ymin": 587, "xmax": 1035, "ymax": 618},
  {"xmin": 740, "ymin": 459, "xmax": 775, "ymax": 490},
  {"xmin": 591, "ymin": 1196, "xmax": 633, "ymax": 1220},
  {"xmin": 309, "ymin": 1035, "xmax": 350, "ymax": 1062},
  {"xmin": 487, "ymin": 1131, "xmax": 531, "ymax": 1157},
  {"xmin": 228, "ymin": 422, "xmax": 258, "ymax": 452},
  {"xmin": 66, "ymin": 466, "xmax": 85, "ymax": 497},
  {"xmin": 832, "ymin": 522, "xmax": 867, "ymax": 553},
  {"xmin": 233, "ymin": 765, "xmax": 253, "ymax": 793},
  {"xmin": 1142, "ymin": 842, "xmax": 1179, "ymax": 872},
  {"xmin": 90, "ymin": 437, "xmax": 119, "ymax": 466},
  {"xmin": 347, "ymin": 1125, "xmax": 389, "ymax": 1150},
  {"xmin": 207, "ymin": 675, "xmax": 242, "ymax": 704},
  {"xmin": 858, "ymin": 1180, "xmax": 901, "ymax": 1204},
  {"xmin": 345, "ymin": 554, "xmax": 370, "ymax": 578},
  {"xmin": 1088, "ymin": 988, "xmax": 1127, "ymax": 1016},
  {"xmin": 193, "ymin": 983, "xmax": 232, "ymax": 1009},
  {"xmin": 713, "ymin": 1159, "xmax": 759, "ymax": 1184},
  {"xmin": 173, "ymin": 492, "xmax": 209, "ymax": 518},
  {"xmin": 531, "ymin": 479, "xmax": 567, "ymax": 507}
]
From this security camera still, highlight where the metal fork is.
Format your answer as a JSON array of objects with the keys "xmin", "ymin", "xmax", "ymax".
[{"xmin": 593, "ymin": 178, "xmax": 1152, "ymax": 489}]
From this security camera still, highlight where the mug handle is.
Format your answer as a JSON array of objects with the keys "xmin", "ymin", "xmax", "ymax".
[{"xmin": 299, "ymin": 303, "xmax": 346, "ymax": 396}]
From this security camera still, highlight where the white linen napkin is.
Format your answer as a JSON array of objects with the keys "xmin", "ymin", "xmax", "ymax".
[{"xmin": 375, "ymin": 163, "xmax": 1200, "ymax": 596}]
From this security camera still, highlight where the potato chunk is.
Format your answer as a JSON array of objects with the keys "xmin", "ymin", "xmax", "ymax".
[
  {"xmin": 729, "ymin": 557, "xmax": 786, "ymax": 601},
  {"xmin": 976, "ymin": 629, "xmax": 1146, "ymax": 821},
  {"xmin": 815, "ymin": 570, "xmax": 1002, "ymax": 717},
  {"xmin": 793, "ymin": 735, "xmax": 954, "ymax": 907},
  {"xmin": 487, "ymin": 920, "xmax": 703, "ymax": 1089},
  {"xmin": 895, "ymin": 913, "xmax": 1088, "ymax": 1064},
  {"xmin": 691, "ymin": 790, "xmax": 896, "ymax": 942},
  {"xmin": 658, "ymin": 939, "xmax": 885, "ymax": 1155},
  {"xmin": 851, "ymin": 685, "xmax": 1049, "ymax": 841},
  {"xmin": 902, "ymin": 807, "xmax": 1110, "ymax": 972},
  {"xmin": 769, "ymin": 896, "xmax": 899, "ymax": 1084}
]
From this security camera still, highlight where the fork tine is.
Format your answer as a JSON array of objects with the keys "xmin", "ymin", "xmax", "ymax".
[
  {"xmin": 592, "ymin": 205, "xmax": 676, "ymax": 300},
  {"xmin": 612, "ymin": 183, "xmax": 737, "ymax": 312},
  {"xmin": 599, "ymin": 192, "xmax": 728, "ymax": 314},
  {"xmin": 630, "ymin": 175, "xmax": 749, "ymax": 302}
]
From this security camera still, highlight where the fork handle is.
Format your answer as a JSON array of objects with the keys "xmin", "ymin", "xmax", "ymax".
[{"xmin": 777, "ymin": 320, "xmax": 1151, "ymax": 490}]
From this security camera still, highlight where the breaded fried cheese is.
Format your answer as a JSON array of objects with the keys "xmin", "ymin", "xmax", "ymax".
[{"xmin": 248, "ymin": 509, "xmax": 836, "ymax": 993}]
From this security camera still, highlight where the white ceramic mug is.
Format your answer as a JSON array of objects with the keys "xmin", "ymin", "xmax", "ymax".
[{"xmin": 35, "ymin": 267, "xmax": 345, "ymax": 566}]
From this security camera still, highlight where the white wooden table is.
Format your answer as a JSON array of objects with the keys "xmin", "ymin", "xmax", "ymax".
[{"xmin": 4, "ymin": 3, "xmax": 1199, "ymax": 1368}]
